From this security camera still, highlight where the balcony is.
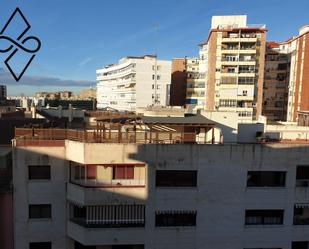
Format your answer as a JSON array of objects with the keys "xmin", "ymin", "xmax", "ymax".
[
  {"xmin": 67, "ymin": 182, "xmax": 147, "ymax": 206},
  {"xmin": 67, "ymin": 221, "xmax": 145, "ymax": 246},
  {"xmin": 222, "ymin": 37, "xmax": 257, "ymax": 43},
  {"xmin": 67, "ymin": 163, "xmax": 147, "ymax": 205},
  {"xmin": 186, "ymin": 93, "xmax": 205, "ymax": 98}
]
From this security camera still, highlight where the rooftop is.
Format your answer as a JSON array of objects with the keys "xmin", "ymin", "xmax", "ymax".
[{"xmin": 14, "ymin": 114, "xmax": 217, "ymax": 145}]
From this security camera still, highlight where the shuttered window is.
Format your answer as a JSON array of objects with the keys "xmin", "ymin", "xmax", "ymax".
[{"xmin": 71, "ymin": 204, "xmax": 145, "ymax": 228}]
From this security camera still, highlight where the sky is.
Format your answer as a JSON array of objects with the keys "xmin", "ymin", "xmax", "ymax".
[{"xmin": 0, "ymin": 0, "xmax": 308, "ymax": 96}]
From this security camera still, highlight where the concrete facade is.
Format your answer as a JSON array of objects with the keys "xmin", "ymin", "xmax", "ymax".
[
  {"xmin": 264, "ymin": 26, "xmax": 309, "ymax": 123},
  {"xmin": 96, "ymin": 55, "xmax": 171, "ymax": 111},
  {"xmin": 203, "ymin": 15, "xmax": 267, "ymax": 122},
  {"xmin": 13, "ymin": 140, "xmax": 309, "ymax": 249}
]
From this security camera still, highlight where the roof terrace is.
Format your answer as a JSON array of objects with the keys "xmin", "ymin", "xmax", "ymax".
[{"xmin": 14, "ymin": 114, "xmax": 219, "ymax": 146}]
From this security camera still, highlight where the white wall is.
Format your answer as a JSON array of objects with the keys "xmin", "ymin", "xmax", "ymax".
[{"xmin": 14, "ymin": 142, "xmax": 309, "ymax": 249}]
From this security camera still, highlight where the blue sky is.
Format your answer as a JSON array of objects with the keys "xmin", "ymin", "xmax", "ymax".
[{"xmin": 0, "ymin": 0, "xmax": 308, "ymax": 96}]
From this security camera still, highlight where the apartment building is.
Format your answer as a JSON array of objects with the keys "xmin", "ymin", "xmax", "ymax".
[
  {"xmin": 198, "ymin": 15, "xmax": 267, "ymax": 121},
  {"xmin": 96, "ymin": 55, "xmax": 171, "ymax": 111},
  {"xmin": 261, "ymin": 25, "xmax": 309, "ymax": 123},
  {"xmin": 170, "ymin": 57, "xmax": 206, "ymax": 111},
  {"xmin": 262, "ymin": 42, "xmax": 290, "ymax": 121},
  {"xmin": 0, "ymin": 85, "xmax": 7, "ymax": 100},
  {"xmin": 170, "ymin": 58, "xmax": 187, "ymax": 106},
  {"xmin": 12, "ymin": 114, "xmax": 309, "ymax": 249}
]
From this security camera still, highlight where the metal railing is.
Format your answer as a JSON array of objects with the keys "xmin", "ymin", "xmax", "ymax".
[{"xmin": 15, "ymin": 128, "xmax": 214, "ymax": 145}]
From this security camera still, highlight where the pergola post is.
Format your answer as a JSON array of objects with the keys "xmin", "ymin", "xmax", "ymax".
[
  {"xmin": 134, "ymin": 124, "xmax": 137, "ymax": 143},
  {"xmin": 118, "ymin": 123, "xmax": 121, "ymax": 143},
  {"xmin": 103, "ymin": 123, "xmax": 106, "ymax": 140},
  {"xmin": 109, "ymin": 122, "xmax": 112, "ymax": 140}
]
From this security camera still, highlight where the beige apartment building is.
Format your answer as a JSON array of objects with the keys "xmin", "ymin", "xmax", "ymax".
[
  {"xmin": 201, "ymin": 15, "xmax": 267, "ymax": 121},
  {"xmin": 11, "ymin": 111, "xmax": 309, "ymax": 249},
  {"xmin": 262, "ymin": 42, "xmax": 290, "ymax": 122},
  {"xmin": 281, "ymin": 26, "xmax": 309, "ymax": 123},
  {"xmin": 261, "ymin": 25, "xmax": 309, "ymax": 123},
  {"xmin": 170, "ymin": 57, "xmax": 206, "ymax": 111},
  {"xmin": 170, "ymin": 16, "xmax": 268, "ymax": 120}
]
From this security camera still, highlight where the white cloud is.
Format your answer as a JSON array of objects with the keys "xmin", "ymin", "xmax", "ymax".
[{"xmin": 0, "ymin": 68, "xmax": 94, "ymax": 87}]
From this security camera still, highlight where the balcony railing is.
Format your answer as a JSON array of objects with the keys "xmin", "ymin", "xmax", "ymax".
[
  {"xmin": 15, "ymin": 128, "xmax": 215, "ymax": 145},
  {"xmin": 70, "ymin": 178, "xmax": 146, "ymax": 188},
  {"xmin": 240, "ymin": 46, "xmax": 256, "ymax": 50},
  {"xmin": 71, "ymin": 218, "xmax": 145, "ymax": 228}
]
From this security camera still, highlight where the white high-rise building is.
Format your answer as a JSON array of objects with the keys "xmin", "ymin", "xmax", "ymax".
[{"xmin": 96, "ymin": 55, "xmax": 171, "ymax": 111}]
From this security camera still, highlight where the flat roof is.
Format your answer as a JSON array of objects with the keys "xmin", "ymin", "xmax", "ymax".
[{"xmin": 141, "ymin": 114, "xmax": 215, "ymax": 125}]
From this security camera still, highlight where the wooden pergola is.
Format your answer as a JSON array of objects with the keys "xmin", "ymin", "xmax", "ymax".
[{"xmin": 95, "ymin": 115, "xmax": 217, "ymax": 144}]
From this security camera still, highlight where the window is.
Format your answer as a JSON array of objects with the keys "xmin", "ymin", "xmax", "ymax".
[
  {"xmin": 112, "ymin": 246, "xmax": 144, "ymax": 249},
  {"xmin": 156, "ymin": 170, "xmax": 197, "ymax": 187},
  {"xmin": 28, "ymin": 165, "xmax": 50, "ymax": 180},
  {"xmin": 71, "ymin": 204, "xmax": 145, "ymax": 228},
  {"xmin": 29, "ymin": 242, "xmax": 51, "ymax": 249},
  {"xmin": 247, "ymin": 171, "xmax": 286, "ymax": 187},
  {"xmin": 29, "ymin": 204, "xmax": 51, "ymax": 219},
  {"xmin": 292, "ymin": 242, "xmax": 308, "ymax": 249},
  {"xmin": 152, "ymin": 75, "xmax": 155, "ymax": 80},
  {"xmin": 238, "ymin": 77, "xmax": 255, "ymax": 85},
  {"xmin": 219, "ymin": 99, "xmax": 237, "ymax": 107},
  {"xmin": 245, "ymin": 210, "xmax": 284, "ymax": 225},
  {"xmin": 278, "ymin": 63, "xmax": 287, "ymax": 70},
  {"xmin": 293, "ymin": 204, "xmax": 309, "ymax": 225},
  {"xmin": 75, "ymin": 241, "xmax": 96, "ymax": 249},
  {"xmin": 155, "ymin": 211, "xmax": 196, "ymax": 227},
  {"xmin": 296, "ymin": 166, "xmax": 309, "ymax": 187},
  {"xmin": 239, "ymin": 65, "xmax": 255, "ymax": 73},
  {"xmin": 157, "ymin": 75, "xmax": 161, "ymax": 80},
  {"xmin": 113, "ymin": 166, "xmax": 134, "ymax": 179}
]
